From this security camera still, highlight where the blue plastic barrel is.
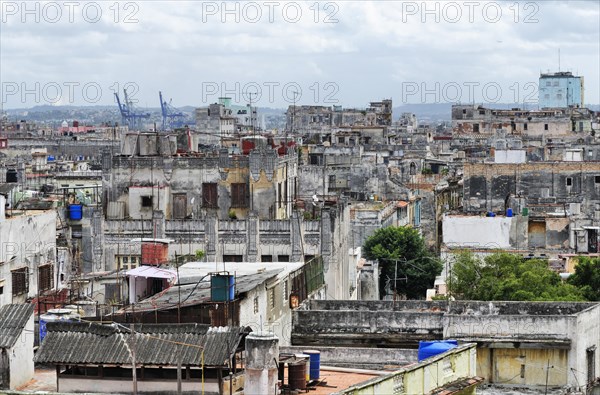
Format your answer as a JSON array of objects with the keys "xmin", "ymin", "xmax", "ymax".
[
  {"xmin": 39, "ymin": 319, "xmax": 48, "ymax": 342},
  {"xmin": 418, "ymin": 340, "xmax": 458, "ymax": 362},
  {"xmin": 506, "ymin": 208, "xmax": 513, "ymax": 217},
  {"xmin": 68, "ymin": 204, "xmax": 83, "ymax": 220},
  {"xmin": 210, "ymin": 274, "xmax": 235, "ymax": 302},
  {"xmin": 304, "ymin": 350, "xmax": 321, "ymax": 380}
]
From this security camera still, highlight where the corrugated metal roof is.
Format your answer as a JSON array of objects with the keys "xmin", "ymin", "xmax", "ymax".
[
  {"xmin": 35, "ymin": 322, "xmax": 248, "ymax": 367},
  {"xmin": 0, "ymin": 303, "xmax": 33, "ymax": 348},
  {"xmin": 121, "ymin": 269, "xmax": 283, "ymax": 313},
  {"xmin": 125, "ymin": 265, "xmax": 177, "ymax": 279}
]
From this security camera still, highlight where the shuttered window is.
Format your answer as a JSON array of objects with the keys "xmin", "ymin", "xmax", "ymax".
[
  {"xmin": 231, "ymin": 183, "xmax": 248, "ymax": 208},
  {"xmin": 11, "ymin": 267, "xmax": 29, "ymax": 296},
  {"xmin": 202, "ymin": 183, "xmax": 218, "ymax": 208},
  {"xmin": 39, "ymin": 264, "xmax": 54, "ymax": 292}
]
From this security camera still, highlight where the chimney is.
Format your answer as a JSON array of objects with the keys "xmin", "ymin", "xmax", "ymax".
[{"xmin": 244, "ymin": 332, "xmax": 279, "ymax": 395}]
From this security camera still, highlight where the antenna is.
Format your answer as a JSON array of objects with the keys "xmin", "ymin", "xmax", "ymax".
[
  {"xmin": 558, "ymin": 48, "xmax": 561, "ymax": 72},
  {"xmin": 247, "ymin": 91, "xmax": 256, "ymax": 137}
]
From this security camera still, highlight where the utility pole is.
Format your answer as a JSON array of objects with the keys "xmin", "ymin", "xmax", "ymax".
[
  {"xmin": 176, "ymin": 252, "xmax": 181, "ymax": 323},
  {"xmin": 177, "ymin": 344, "xmax": 182, "ymax": 395}
]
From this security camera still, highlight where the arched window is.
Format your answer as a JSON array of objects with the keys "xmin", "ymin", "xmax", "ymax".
[{"xmin": 409, "ymin": 162, "xmax": 417, "ymax": 175}]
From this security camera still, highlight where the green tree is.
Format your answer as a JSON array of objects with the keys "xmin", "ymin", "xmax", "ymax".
[
  {"xmin": 449, "ymin": 251, "xmax": 584, "ymax": 301},
  {"xmin": 568, "ymin": 257, "xmax": 600, "ymax": 301},
  {"xmin": 363, "ymin": 226, "xmax": 442, "ymax": 299}
]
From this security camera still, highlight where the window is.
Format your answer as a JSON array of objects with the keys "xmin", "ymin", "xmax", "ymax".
[
  {"xmin": 557, "ymin": 93, "xmax": 563, "ymax": 100},
  {"xmin": 329, "ymin": 175, "xmax": 336, "ymax": 186},
  {"xmin": 172, "ymin": 193, "xmax": 187, "ymax": 219},
  {"xmin": 523, "ymin": 123, "xmax": 528, "ymax": 131},
  {"xmin": 39, "ymin": 264, "xmax": 53, "ymax": 292},
  {"xmin": 595, "ymin": 176, "xmax": 600, "ymax": 184},
  {"xmin": 282, "ymin": 280, "xmax": 288, "ymax": 304},
  {"xmin": 544, "ymin": 94, "xmax": 550, "ymax": 99},
  {"xmin": 338, "ymin": 137, "xmax": 344, "ymax": 144},
  {"xmin": 566, "ymin": 177, "xmax": 573, "ymax": 186},
  {"xmin": 473, "ymin": 124, "xmax": 480, "ymax": 133},
  {"xmin": 253, "ymin": 297, "xmax": 259, "ymax": 313},
  {"xmin": 278, "ymin": 255, "xmax": 290, "ymax": 262},
  {"xmin": 223, "ymin": 255, "xmax": 243, "ymax": 262},
  {"xmin": 278, "ymin": 183, "xmax": 282, "ymax": 208},
  {"xmin": 546, "ymin": 81, "xmax": 551, "ymax": 87},
  {"xmin": 261, "ymin": 255, "xmax": 273, "ymax": 262},
  {"xmin": 268, "ymin": 287, "xmax": 275, "ymax": 310},
  {"xmin": 587, "ymin": 347, "xmax": 596, "ymax": 385},
  {"xmin": 123, "ymin": 256, "xmax": 129, "ymax": 263},
  {"xmin": 478, "ymin": 110, "xmax": 485, "ymax": 115},
  {"xmin": 544, "ymin": 124, "xmax": 548, "ymax": 131},
  {"xmin": 202, "ymin": 183, "xmax": 218, "ymax": 208},
  {"xmin": 231, "ymin": 183, "xmax": 248, "ymax": 208},
  {"xmin": 11, "ymin": 267, "xmax": 29, "ymax": 296},
  {"xmin": 0, "ymin": 279, "xmax": 4, "ymax": 295},
  {"xmin": 141, "ymin": 195, "xmax": 153, "ymax": 208}
]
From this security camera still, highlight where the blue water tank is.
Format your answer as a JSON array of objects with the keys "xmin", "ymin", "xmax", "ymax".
[
  {"xmin": 47, "ymin": 155, "xmax": 55, "ymax": 161},
  {"xmin": 418, "ymin": 340, "xmax": 458, "ymax": 362},
  {"xmin": 506, "ymin": 208, "xmax": 513, "ymax": 217},
  {"xmin": 210, "ymin": 274, "xmax": 235, "ymax": 302},
  {"xmin": 68, "ymin": 204, "xmax": 83, "ymax": 220},
  {"xmin": 304, "ymin": 350, "xmax": 321, "ymax": 380}
]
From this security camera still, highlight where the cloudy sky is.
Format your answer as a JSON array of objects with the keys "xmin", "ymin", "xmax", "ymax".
[{"xmin": 1, "ymin": 0, "xmax": 598, "ymax": 109}]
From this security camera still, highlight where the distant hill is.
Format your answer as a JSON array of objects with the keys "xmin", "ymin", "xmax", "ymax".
[{"xmin": 3, "ymin": 103, "xmax": 598, "ymax": 125}]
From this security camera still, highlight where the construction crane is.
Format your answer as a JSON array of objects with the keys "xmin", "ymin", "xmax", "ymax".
[
  {"xmin": 159, "ymin": 91, "xmax": 187, "ymax": 131},
  {"xmin": 114, "ymin": 88, "xmax": 150, "ymax": 130}
]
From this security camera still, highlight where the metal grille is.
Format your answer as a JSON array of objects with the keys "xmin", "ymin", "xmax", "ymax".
[{"xmin": 11, "ymin": 267, "xmax": 29, "ymax": 296}]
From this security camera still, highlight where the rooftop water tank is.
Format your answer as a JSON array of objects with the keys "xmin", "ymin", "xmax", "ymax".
[
  {"xmin": 418, "ymin": 340, "xmax": 458, "ymax": 362},
  {"xmin": 40, "ymin": 308, "xmax": 80, "ymax": 342},
  {"xmin": 210, "ymin": 273, "xmax": 235, "ymax": 302},
  {"xmin": 68, "ymin": 204, "xmax": 83, "ymax": 220}
]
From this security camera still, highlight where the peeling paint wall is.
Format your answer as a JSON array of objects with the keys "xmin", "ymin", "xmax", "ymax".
[{"xmin": 443, "ymin": 216, "xmax": 513, "ymax": 249}]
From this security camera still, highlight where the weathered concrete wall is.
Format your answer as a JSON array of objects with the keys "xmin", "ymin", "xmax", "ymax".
[
  {"xmin": 477, "ymin": 348, "xmax": 568, "ymax": 387},
  {"xmin": 104, "ymin": 151, "xmax": 297, "ymax": 222},
  {"xmin": 4, "ymin": 138, "xmax": 119, "ymax": 160},
  {"xmin": 332, "ymin": 344, "xmax": 478, "ymax": 395},
  {"xmin": 291, "ymin": 308, "xmax": 444, "ymax": 347},
  {"xmin": 572, "ymin": 304, "xmax": 600, "ymax": 391},
  {"xmin": 444, "ymin": 314, "xmax": 574, "ymax": 342},
  {"xmin": 292, "ymin": 301, "xmax": 599, "ymax": 390},
  {"xmin": 280, "ymin": 346, "xmax": 417, "ymax": 370},
  {"xmin": 0, "ymin": 210, "xmax": 56, "ymax": 305},
  {"xmin": 463, "ymin": 162, "xmax": 600, "ymax": 216},
  {"xmin": 495, "ymin": 150, "xmax": 526, "ymax": 163},
  {"xmin": 8, "ymin": 313, "xmax": 34, "ymax": 389},
  {"xmin": 443, "ymin": 216, "xmax": 513, "ymax": 249}
]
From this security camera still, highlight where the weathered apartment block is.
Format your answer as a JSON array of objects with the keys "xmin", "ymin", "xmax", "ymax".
[
  {"xmin": 442, "ymin": 161, "xmax": 600, "ymax": 259},
  {"xmin": 286, "ymin": 99, "xmax": 392, "ymax": 133},
  {"xmin": 452, "ymin": 104, "xmax": 596, "ymax": 137},
  {"xmin": 88, "ymin": 132, "xmax": 353, "ymax": 300},
  {"xmin": 0, "ymin": 208, "xmax": 58, "ymax": 306}
]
